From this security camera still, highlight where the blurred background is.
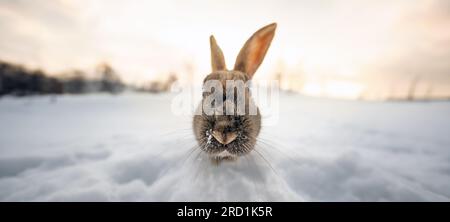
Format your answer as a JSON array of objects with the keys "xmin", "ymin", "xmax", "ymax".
[
  {"xmin": 1, "ymin": 0, "xmax": 449, "ymax": 100},
  {"xmin": 1, "ymin": 0, "xmax": 450, "ymax": 201}
]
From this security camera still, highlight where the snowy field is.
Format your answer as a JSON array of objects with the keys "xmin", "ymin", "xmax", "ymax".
[{"xmin": 0, "ymin": 92, "xmax": 449, "ymax": 201}]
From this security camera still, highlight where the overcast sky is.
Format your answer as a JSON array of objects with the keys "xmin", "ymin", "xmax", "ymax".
[{"xmin": 0, "ymin": 0, "xmax": 449, "ymax": 98}]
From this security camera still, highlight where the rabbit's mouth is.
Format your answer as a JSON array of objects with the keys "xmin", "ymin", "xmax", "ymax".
[{"xmin": 202, "ymin": 129, "xmax": 254, "ymax": 158}]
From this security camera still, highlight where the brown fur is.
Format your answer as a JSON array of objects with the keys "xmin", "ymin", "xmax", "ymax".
[{"xmin": 193, "ymin": 23, "xmax": 277, "ymax": 161}]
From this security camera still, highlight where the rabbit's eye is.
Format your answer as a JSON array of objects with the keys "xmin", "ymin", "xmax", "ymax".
[{"xmin": 233, "ymin": 116, "xmax": 242, "ymax": 125}]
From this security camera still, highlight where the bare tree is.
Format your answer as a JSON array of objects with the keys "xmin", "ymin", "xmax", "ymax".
[{"xmin": 407, "ymin": 75, "xmax": 420, "ymax": 101}]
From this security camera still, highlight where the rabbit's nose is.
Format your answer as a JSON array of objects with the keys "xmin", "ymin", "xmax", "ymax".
[{"xmin": 212, "ymin": 130, "xmax": 237, "ymax": 145}]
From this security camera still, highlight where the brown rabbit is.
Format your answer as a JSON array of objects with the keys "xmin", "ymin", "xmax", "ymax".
[{"xmin": 193, "ymin": 23, "xmax": 277, "ymax": 162}]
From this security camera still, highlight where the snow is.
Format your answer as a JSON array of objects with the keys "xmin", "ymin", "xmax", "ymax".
[{"xmin": 0, "ymin": 93, "xmax": 449, "ymax": 201}]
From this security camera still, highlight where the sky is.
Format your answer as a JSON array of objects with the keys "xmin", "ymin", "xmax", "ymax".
[{"xmin": 0, "ymin": 0, "xmax": 449, "ymax": 99}]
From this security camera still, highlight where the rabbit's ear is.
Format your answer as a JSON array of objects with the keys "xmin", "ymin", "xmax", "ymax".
[
  {"xmin": 210, "ymin": 35, "xmax": 227, "ymax": 72},
  {"xmin": 234, "ymin": 23, "xmax": 276, "ymax": 78}
]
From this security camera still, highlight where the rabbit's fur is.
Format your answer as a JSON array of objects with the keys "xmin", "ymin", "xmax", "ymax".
[{"xmin": 193, "ymin": 23, "xmax": 277, "ymax": 162}]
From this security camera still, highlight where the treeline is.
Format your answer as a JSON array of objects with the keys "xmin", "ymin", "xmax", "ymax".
[
  {"xmin": 134, "ymin": 73, "xmax": 178, "ymax": 93},
  {"xmin": 0, "ymin": 61, "xmax": 125, "ymax": 96}
]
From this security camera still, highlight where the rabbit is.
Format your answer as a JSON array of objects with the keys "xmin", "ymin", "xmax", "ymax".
[{"xmin": 193, "ymin": 23, "xmax": 277, "ymax": 162}]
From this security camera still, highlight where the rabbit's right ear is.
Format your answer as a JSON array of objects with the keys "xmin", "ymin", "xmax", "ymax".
[
  {"xmin": 234, "ymin": 23, "xmax": 276, "ymax": 79},
  {"xmin": 210, "ymin": 35, "xmax": 227, "ymax": 72}
]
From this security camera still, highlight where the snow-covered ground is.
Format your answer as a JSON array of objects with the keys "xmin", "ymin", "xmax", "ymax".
[{"xmin": 0, "ymin": 93, "xmax": 449, "ymax": 201}]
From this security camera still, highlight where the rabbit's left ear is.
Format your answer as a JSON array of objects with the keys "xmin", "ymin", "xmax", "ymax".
[
  {"xmin": 210, "ymin": 35, "xmax": 227, "ymax": 72},
  {"xmin": 234, "ymin": 23, "xmax": 277, "ymax": 79}
]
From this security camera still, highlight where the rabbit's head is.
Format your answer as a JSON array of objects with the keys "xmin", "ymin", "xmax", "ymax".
[{"xmin": 193, "ymin": 23, "xmax": 277, "ymax": 161}]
